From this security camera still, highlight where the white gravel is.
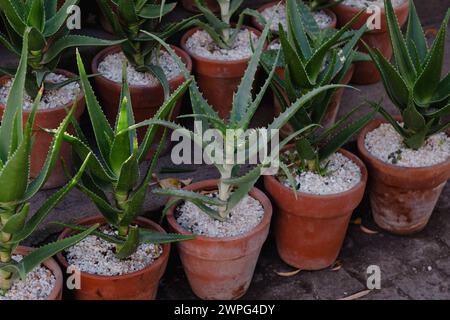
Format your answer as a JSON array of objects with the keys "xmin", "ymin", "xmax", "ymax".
[
  {"xmin": 365, "ymin": 123, "xmax": 450, "ymax": 167},
  {"xmin": 176, "ymin": 194, "xmax": 264, "ymax": 237},
  {"xmin": 341, "ymin": 0, "xmax": 406, "ymax": 8},
  {"xmin": 0, "ymin": 255, "xmax": 56, "ymax": 300},
  {"xmin": 185, "ymin": 29, "xmax": 259, "ymax": 61},
  {"xmin": 0, "ymin": 73, "xmax": 80, "ymax": 110},
  {"xmin": 64, "ymin": 227, "xmax": 162, "ymax": 276},
  {"xmin": 281, "ymin": 152, "xmax": 362, "ymax": 195},
  {"xmin": 260, "ymin": 3, "xmax": 333, "ymax": 31},
  {"xmin": 98, "ymin": 51, "xmax": 181, "ymax": 86}
]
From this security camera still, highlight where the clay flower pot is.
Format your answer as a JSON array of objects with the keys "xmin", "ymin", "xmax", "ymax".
[
  {"xmin": 332, "ymin": 1, "xmax": 409, "ymax": 84},
  {"xmin": 13, "ymin": 246, "xmax": 63, "ymax": 300},
  {"xmin": 180, "ymin": 27, "xmax": 263, "ymax": 120},
  {"xmin": 357, "ymin": 118, "xmax": 450, "ymax": 235},
  {"xmin": 252, "ymin": 1, "xmax": 337, "ymax": 32},
  {"xmin": 273, "ymin": 64, "xmax": 355, "ymax": 137},
  {"xmin": 166, "ymin": 179, "xmax": 272, "ymax": 300},
  {"xmin": 91, "ymin": 46, "xmax": 192, "ymax": 156},
  {"xmin": 56, "ymin": 215, "xmax": 171, "ymax": 300},
  {"xmin": 264, "ymin": 147, "xmax": 368, "ymax": 270},
  {"xmin": 181, "ymin": 0, "xmax": 220, "ymax": 13},
  {"xmin": 0, "ymin": 70, "xmax": 85, "ymax": 189}
]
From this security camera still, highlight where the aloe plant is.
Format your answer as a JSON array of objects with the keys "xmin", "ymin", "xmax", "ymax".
[
  {"xmin": 366, "ymin": 0, "xmax": 450, "ymax": 149},
  {"xmin": 0, "ymin": 0, "xmax": 123, "ymax": 98},
  {"xmin": 306, "ymin": 0, "xmax": 344, "ymax": 11},
  {"xmin": 129, "ymin": 23, "xmax": 344, "ymax": 220},
  {"xmin": 55, "ymin": 49, "xmax": 194, "ymax": 259},
  {"xmin": 98, "ymin": 0, "xmax": 197, "ymax": 97},
  {"xmin": 193, "ymin": 0, "xmax": 261, "ymax": 49},
  {"xmin": 0, "ymin": 28, "xmax": 97, "ymax": 294},
  {"xmin": 262, "ymin": 0, "xmax": 375, "ymax": 175}
]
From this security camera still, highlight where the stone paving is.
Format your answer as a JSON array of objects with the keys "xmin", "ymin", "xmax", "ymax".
[{"xmin": 1, "ymin": 0, "xmax": 449, "ymax": 300}]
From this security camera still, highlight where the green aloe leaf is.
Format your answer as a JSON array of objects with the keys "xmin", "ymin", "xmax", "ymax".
[
  {"xmin": 26, "ymin": 0, "xmax": 45, "ymax": 32},
  {"xmin": 115, "ymin": 225, "xmax": 139, "ymax": 259},
  {"xmin": 413, "ymin": 9, "xmax": 450, "ymax": 107},
  {"xmin": 43, "ymin": 0, "xmax": 78, "ymax": 37},
  {"xmin": 403, "ymin": 103, "xmax": 426, "ymax": 131},
  {"xmin": 18, "ymin": 224, "xmax": 98, "ymax": 276},
  {"xmin": 0, "ymin": 0, "xmax": 26, "ymax": 36},
  {"xmin": 139, "ymin": 228, "xmax": 195, "ymax": 244},
  {"xmin": 139, "ymin": 3, "xmax": 176, "ymax": 19},
  {"xmin": 0, "ymin": 203, "xmax": 29, "ymax": 234},
  {"xmin": 406, "ymin": 0, "xmax": 428, "ymax": 64},
  {"xmin": 286, "ymin": 0, "xmax": 312, "ymax": 59},
  {"xmin": 75, "ymin": 49, "xmax": 114, "ymax": 165}
]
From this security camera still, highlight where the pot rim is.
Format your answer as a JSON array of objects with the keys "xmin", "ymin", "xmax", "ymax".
[
  {"xmin": 91, "ymin": 45, "xmax": 193, "ymax": 90},
  {"xmin": 252, "ymin": 1, "xmax": 337, "ymax": 32},
  {"xmin": 14, "ymin": 246, "xmax": 63, "ymax": 301},
  {"xmin": 0, "ymin": 69, "xmax": 85, "ymax": 115},
  {"xmin": 334, "ymin": 0, "xmax": 410, "ymax": 15},
  {"xmin": 166, "ymin": 179, "xmax": 273, "ymax": 243},
  {"xmin": 264, "ymin": 147, "xmax": 368, "ymax": 200},
  {"xmin": 180, "ymin": 26, "xmax": 265, "ymax": 65},
  {"xmin": 357, "ymin": 117, "xmax": 450, "ymax": 172},
  {"xmin": 56, "ymin": 215, "xmax": 171, "ymax": 281}
]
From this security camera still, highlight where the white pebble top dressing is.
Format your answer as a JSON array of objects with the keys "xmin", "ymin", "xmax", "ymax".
[
  {"xmin": 364, "ymin": 123, "xmax": 450, "ymax": 167},
  {"xmin": 185, "ymin": 29, "xmax": 259, "ymax": 61},
  {"xmin": 176, "ymin": 194, "xmax": 264, "ymax": 237},
  {"xmin": 281, "ymin": 152, "xmax": 362, "ymax": 195},
  {"xmin": 0, "ymin": 255, "xmax": 56, "ymax": 300},
  {"xmin": 98, "ymin": 51, "xmax": 181, "ymax": 86},
  {"xmin": 260, "ymin": 3, "xmax": 333, "ymax": 31},
  {"xmin": 0, "ymin": 73, "xmax": 80, "ymax": 110},
  {"xmin": 342, "ymin": 0, "xmax": 406, "ymax": 8},
  {"xmin": 65, "ymin": 227, "xmax": 162, "ymax": 276}
]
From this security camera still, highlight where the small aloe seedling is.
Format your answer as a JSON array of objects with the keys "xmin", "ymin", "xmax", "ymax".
[
  {"xmin": 57, "ymin": 49, "xmax": 194, "ymax": 259},
  {"xmin": 0, "ymin": 0, "xmax": 123, "ymax": 98},
  {"xmin": 0, "ymin": 29, "xmax": 96, "ymax": 294},
  {"xmin": 262, "ymin": 0, "xmax": 375, "ymax": 176},
  {"xmin": 366, "ymin": 0, "xmax": 450, "ymax": 149},
  {"xmin": 306, "ymin": 0, "xmax": 344, "ymax": 11},
  {"xmin": 98, "ymin": 0, "xmax": 197, "ymax": 97},
  {"xmin": 131, "ymin": 24, "xmax": 343, "ymax": 220},
  {"xmin": 193, "ymin": 0, "xmax": 260, "ymax": 49}
]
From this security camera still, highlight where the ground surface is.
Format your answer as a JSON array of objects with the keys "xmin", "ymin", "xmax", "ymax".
[{"xmin": 0, "ymin": 0, "xmax": 449, "ymax": 300}]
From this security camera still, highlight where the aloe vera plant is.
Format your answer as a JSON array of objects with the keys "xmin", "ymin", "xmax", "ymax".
[
  {"xmin": 0, "ymin": 29, "xmax": 96, "ymax": 294},
  {"xmin": 193, "ymin": 0, "xmax": 260, "ymax": 49},
  {"xmin": 366, "ymin": 0, "xmax": 450, "ymax": 149},
  {"xmin": 262, "ymin": 0, "xmax": 375, "ymax": 175},
  {"xmin": 98, "ymin": 0, "xmax": 197, "ymax": 97},
  {"xmin": 130, "ymin": 23, "xmax": 344, "ymax": 220},
  {"xmin": 0, "ymin": 0, "xmax": 123, "ymax": 98},
  {"xmin": 55, "ymin": 49, "xmax": 194, "ymax": 259}
]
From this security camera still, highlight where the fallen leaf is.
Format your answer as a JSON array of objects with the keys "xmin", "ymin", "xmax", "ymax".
[
  {"xmin": 180, "ymin": 178, "xmax": 193, "ymax": 186},
  {"xmin": 339, "ymin": 289, "xmax": 371, "ymax": 300},
  {"xmin": 360, "ymin": 225, "xmax": 379, "ymax": 235},
  {"xmin": 351, "ymin": 217, "xmax": 362, "ymax": 225},
  {"xmin": 157, "ymin": 178, "xmax": 193, "ymax": 189},
  {"xmin": 330, "ymin": 260, "xmax": 342, "ymax": 271},
  {"xmin": 275, "ymin": 269, "xmax": 301, "ymax": 277}
]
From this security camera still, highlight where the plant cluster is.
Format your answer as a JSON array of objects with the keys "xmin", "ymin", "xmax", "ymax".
[
  {"xmin": 367, "ymin": 0, "xmax": 450, "ymax": 149},
  {"xmin": 0, "ymin": 29, "xmax": 96, "ymax": 294},
  {"xmin": 0, "ymin": 0, "xmax": 122, "ymax": 98},
  {"xmin": 98, "ymin": 0, "xmax": 197, "ymax": 96},
  {"xmin": 262, "ymin": 0, "xmax": 375, "ymax": 175}
]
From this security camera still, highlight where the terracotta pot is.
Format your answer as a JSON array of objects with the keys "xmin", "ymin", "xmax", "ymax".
[
  {"xmin": 166, "ymin": 180, "xmax": 272, "ymax": 300},
  {"xmin": 181, "ymin": 0, "xmax": 220, "ymax": 13},
  {"xmin": 357, "ymin": 118, "xmax": 450, "ymax": 235},
  {"xmin": 180, "ymin": 27, "xmax": 263, "ymax": 120},
  {"xmin": 332, "ymin": 1, "xmax": 409, "ymax": 84},
  {"xmin": 264, "ymin": 147, "xmax": 368, "ymax": 270},
  {"xmin": 273, "ymin": 64, "xmax": 355, "ymax": 137},
  {"xmin": 252, "ymin": 1, "xmax": 337, "ymax": 32},
  {"xmin": 56, "ymin": 215, "xmax": 171, "ymax": 300},
  {"xmin": 91, "ymin": 46, "xmax": 192, "ymax": 157},
  {"xmin": 14, "ymin": 246, "xmax": 63, "ymax": 300},
  {"xmin": 0, "ymin": 70, "xmax": 85, "ymax": 189}
]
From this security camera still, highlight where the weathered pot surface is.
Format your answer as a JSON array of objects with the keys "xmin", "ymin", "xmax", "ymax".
[
  {"xmin": 0, "ymin": 69, "xmax": 85, "ymax": 189},
  {"xmin": 264, "ymin": 147, "xmax": 368, "ymax": 270},
  {"xmin": 56, "ymin": 215, "xmax": 171, "ymax": 300},
  {"xmin": 166, "ymin": 179, "xmax": 272, "ymax": 300},
  {"xmin": 357, "ymin": 118, "xmax": 450, "ymax": 235}
]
